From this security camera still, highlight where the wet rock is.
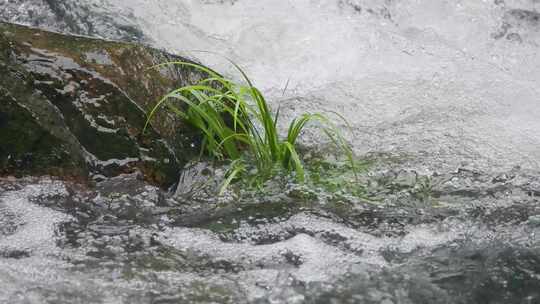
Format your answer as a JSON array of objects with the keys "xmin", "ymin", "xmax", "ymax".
[
  {"xmin": 495, "ymin": 8, "xmax": 540, "ymax": 43},
  {"xmin": 393, "ymin": 169, "xmax": 418, "ymax": 188},
  {"xmin": 174, "ymin": 161, "xmax": 217, "ymax": 199},
  {"xmin": 0, "ymin": 249, "xmax": 31, "ymax": 259},
  {"xmin": 527, "ymin": 215, "xmax": 540, "ymax": 227},
  {"xmin": 0, "ymin": 87, "xmax": 87, "ymax": 179},
  {"xmin": 0, "ymin": 22, "xmax": 206, "ymax": 186},
  {"xmin": 506, "ymin": 32, "xmax": 523, "ymax": 43},
  {"xmin": 506, "ymin": 9, "xmax": 540, "ymax": 27}
]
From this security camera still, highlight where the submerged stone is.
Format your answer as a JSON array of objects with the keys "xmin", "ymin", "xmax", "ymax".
[{"xmin": 0, "ymin": 22, "xmax": 206, "ymax": 186}]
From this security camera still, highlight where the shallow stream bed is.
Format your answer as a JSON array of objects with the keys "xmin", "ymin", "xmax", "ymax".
[
  {"xmin": 1, "ymin": 160, "xmax": 539, "ymax": 303},
  {"xmin": 2, "ymin": 0, "xmax": 540, "ymax": 303}
]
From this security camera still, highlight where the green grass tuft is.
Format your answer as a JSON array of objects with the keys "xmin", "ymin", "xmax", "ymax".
[{"xmin": 144, "ymin": 59, "xmax": 355, "ymax": 191}]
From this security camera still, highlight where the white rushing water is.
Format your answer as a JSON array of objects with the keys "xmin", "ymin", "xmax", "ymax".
[
  {"xmin": 87, "ymin": 0, "xmax": 540, "ymax": 172},
  {"xmin": 2, "ymin": 0, "xmax": 540, "ymax": 171}
]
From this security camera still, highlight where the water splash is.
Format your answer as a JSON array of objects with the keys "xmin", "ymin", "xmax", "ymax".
[{"xmin": 3, "ymin": 0, "xmax": 540, "ymax": 171}]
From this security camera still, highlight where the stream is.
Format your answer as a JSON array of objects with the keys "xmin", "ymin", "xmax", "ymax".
[{"xmin": 1, "ymin": 0, "xmax": 540, "ymax": 303}]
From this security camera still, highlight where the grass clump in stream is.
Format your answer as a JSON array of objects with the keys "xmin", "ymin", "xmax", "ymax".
[{"xmin": 144, "ymin": 59, "xmax": 355, "ymax": 193}]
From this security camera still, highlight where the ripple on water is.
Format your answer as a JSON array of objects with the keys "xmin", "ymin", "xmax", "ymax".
[{"xmin": 1, "ymin": 154, "xmax": 540, "ymax": 303}]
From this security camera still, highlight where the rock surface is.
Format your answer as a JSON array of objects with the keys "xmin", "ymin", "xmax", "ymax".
[{"xmin": 0, "ymin": 22, "xmax": 205, "ymax": 186}]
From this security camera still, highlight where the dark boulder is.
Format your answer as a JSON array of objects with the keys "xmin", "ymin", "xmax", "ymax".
[{"xmin": 0, "ymin": 22, "xmax": 205, "ymax": 186}]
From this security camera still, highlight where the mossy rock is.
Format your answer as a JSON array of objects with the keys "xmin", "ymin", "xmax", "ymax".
[
  {"xmin": 0, "ymin": 88, "xmax": 86, "ymax": 179},
  {"xmin": 0, "ymin": 22, "xmax": 206, "ymax": 186}
]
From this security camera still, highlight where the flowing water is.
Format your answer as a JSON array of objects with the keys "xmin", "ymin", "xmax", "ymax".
[{"xmin": 1, "ymin": 0, "xmax": 540, "ymax": 303}]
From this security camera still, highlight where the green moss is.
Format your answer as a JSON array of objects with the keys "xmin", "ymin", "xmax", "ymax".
[{"xmin": 307, "ymin": 158, "xmax": 371, "ymax": 198}]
